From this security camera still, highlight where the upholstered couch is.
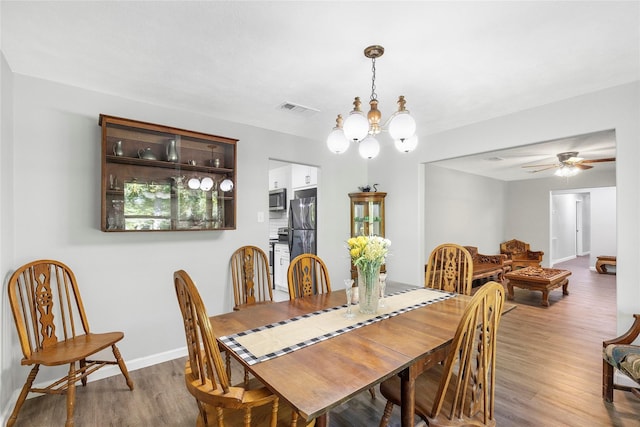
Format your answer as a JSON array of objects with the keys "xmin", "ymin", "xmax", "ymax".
[
  {"xmin": 463, "ymin": 246, "xmax": 511, "ymax": 284},
  {"xmin": 500, "ymin": 239, "xmax": 544, "ymax": 269}
]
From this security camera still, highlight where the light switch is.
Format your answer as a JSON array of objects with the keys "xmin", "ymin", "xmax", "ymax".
[{"xmin": 257, "ymin": 211, "xmax": 265, "ymax": 223}]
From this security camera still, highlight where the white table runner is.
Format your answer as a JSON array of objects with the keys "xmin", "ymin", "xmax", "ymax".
[{"xmin": 219, "ymin": 287, "xmax": 455, "ymax": 366}]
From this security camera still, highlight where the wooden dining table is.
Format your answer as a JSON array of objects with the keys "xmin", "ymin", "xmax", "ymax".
[{"xmin": 209, "ymin": 282, "xmax": 473, "ymax": 426}]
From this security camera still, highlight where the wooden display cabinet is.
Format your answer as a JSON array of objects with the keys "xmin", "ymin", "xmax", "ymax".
[
  {"xmin": 349, "ymin": 192, "xmax": 387, "ymax": 278},
  {"xmin": 100, "ymin": 114, "xmax": 237, "ymax": 232}
]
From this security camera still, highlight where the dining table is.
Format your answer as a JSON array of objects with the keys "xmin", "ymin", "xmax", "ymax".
[{"xmin": 210, "ymin": 282, "xmax": 474, "ymax": 426}]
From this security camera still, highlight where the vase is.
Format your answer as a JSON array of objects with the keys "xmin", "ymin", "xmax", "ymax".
[
  {"xmin": 166, "ymin": 139, "xmax": 179, "ymax": 163},
  {"xmin": 357, "ymin": 263, "xmax": 381, "ymax": 314}
]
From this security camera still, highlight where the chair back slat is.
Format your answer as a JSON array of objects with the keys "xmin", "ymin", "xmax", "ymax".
[
  {"xmin": 425, "ymin": 243, "xmax": 473, "ymax": 295},
  {"xmin": 8, "ymin": 260, "xmax": 90, "ymax": 358},
  {"xmin": 429, "ymin": 281, "xmax": 504, "ymax": 424},
  {"xmin": 230, "ymin": 246, "xmax": 273, "ymax": 309},
  {"xmin": 287, "ymin": 254, "xmax": 331, "ymax": 299},
  {"xmin": 174, "ymin": 270, "xmax": 230, "ymax": 394}
]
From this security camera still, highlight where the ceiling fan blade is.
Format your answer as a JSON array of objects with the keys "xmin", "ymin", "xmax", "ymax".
[
  {"xmin": 528, "ymin": 165, "xmax": 560, "ymax": 173},
  {"xmin": 580, "ymin": 157, "xmax": 616, "ymax": 164},
  {"xmin": 522, "ymin": 163, "xmax": 558, "ymax": 169},
  {"xmin": 574, "ymin": 164, "xmax": 593, "ymax": 170}
]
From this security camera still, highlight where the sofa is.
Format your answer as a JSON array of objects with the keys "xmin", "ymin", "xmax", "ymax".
[
  {"xmin": 463, "ymin": 246, "xmax": 511, "ymax": 284},
  {"xmin": 500, "ymin": 239, "xmax": 544, "ymax": 269}
]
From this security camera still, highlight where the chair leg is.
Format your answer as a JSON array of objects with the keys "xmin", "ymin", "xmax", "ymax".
[
  {"xmin": 603, "ymin": 359, "xmax": 615, "ymax": 402},
  {"xmin": 379, "ymin": 400, "xmax": 394, "ymax": 427},
  {"xmin": 66, "ymin": 363, "xmax": 77, "ymax": 427},
  {"xmin": 368, "ymin": 387, "xmax": 376, "ymax": 399},
  {"xmin": 112, "ymin": 344, "xmax": 134, "ymax": 390},
  {"xmin": 6, "ymin": 365, "xmax": 40, "ymax": 427}
]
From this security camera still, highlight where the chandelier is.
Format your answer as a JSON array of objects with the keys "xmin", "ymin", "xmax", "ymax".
[{"xmin": 326, "ymin": 45, "xmax": 418, "ymax": 159}]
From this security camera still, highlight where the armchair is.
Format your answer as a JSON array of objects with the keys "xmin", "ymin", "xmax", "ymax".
[
  {"xmin": 463, "ymin": 246, "xmax": 510, "ymax": 284},
  {"xmin": 500, "ymin": 239, "xmax": 544, "ymax": 269},
  {"xmin": 602, "ymin": 314, "xmax": 640, "ymax": 401}
]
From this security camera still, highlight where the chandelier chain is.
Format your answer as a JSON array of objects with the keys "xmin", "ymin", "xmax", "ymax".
[{"xmin": 370, "ymin": 57, "xmax": 378, "ymax": 102}]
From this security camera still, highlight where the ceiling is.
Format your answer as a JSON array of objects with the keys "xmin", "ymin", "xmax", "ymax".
[{"xmin": 2, "ymin": 2, "xmax": 637, "ymax": 179}]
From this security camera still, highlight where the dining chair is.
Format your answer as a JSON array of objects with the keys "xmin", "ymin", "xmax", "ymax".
[
  {"xmin": 174, "ymin": 270, "xmax": 314, "ymax": 426},
  {"xmin": 378, "ymin": 281, "xmax": 506, "ymax": 427},
  {"xmin": 229, "ymin": 245, "xmax": 274, "ymax": 385},
  {"xmin": 424, "ymin": 243, "xmax": 474, "ymax": 295},
  {"xmin": 230, "ymin": 245, "xmax": 274, "ymax": 310},
  {"xmin": 287, "ymin": 253, "xmax": 332, "ymax": 299},
  {"xmin": 6, "ymin": 259, "xmax": 134, "ymax": 427}
]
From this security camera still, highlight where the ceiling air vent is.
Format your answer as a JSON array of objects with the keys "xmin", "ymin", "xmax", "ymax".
[{"xmin": 277, "ymin": 101, "xmax": 320, "ymax": 116}]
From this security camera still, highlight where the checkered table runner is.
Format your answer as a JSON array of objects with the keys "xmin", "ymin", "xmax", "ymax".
[{"xmin": 219, "ymin": 287, "xmax": 455, "ymax": 366}]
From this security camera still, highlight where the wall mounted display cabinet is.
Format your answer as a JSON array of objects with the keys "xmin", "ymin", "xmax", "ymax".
[{"xmin": 100, "ymin": 114, "xmax": 237, "ymax": 232}]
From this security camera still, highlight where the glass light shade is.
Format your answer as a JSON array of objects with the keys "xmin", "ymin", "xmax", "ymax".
[
  {"xmin": 343, "ymin": 111, "xmax": 369, "ymax": 142},
  {"xmin": 358, "ymin": 135, "xmax": 380, "ymax": 159},
  {"xmin": 220, "ymin": 178, "xmax": 234, "ymax": 192},
  {"xmin": 394, "ymin": 134, "xmax": 419, "ymax": 153},
  {"xmin": 199, "ymin": 177, "xmax": 214, "ymax": 191},
  {"xmin": 555, "ymin": 166, "xmax": 579, "ymax": 177},
  {"xmin": 326, "ymin": 128, "xmax": 350, "ymax": 154},
  {"xmin": 188, "ymin": 177, "xmax": 201, "ymax": 189},
  {"xmin": 388, "ymin": 112, "xmax": 416, "ymax": 141}
]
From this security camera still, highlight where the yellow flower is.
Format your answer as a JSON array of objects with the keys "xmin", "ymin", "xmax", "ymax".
[{"xmin": 346, "ymin": 235, "xmax": 391, "ymax": 268}]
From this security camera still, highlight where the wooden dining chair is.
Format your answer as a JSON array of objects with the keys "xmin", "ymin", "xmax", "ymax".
[
  {"xmin": 287, "ymin": 254, "xmax": 332, "ymax": 299},
  {"xmin": 6, "ymin": 259, "xmax": 134, "ymax": 427},
  {"xmin": 230, "ymin": 245, "xmax": 274, "ymax": 310},
  {"xmin": 379, "ymin": 281, "xmax": 505, "ymax": 427},
  {"xmin": 425, "ymin": 243, "xmax": 474, "ymax": 295},
  {"xmin": 174, "ymin": 270, "xmax": 314, "ymax": 427}
]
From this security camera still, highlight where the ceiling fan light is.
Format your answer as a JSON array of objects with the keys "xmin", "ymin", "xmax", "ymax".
[
  {"xmin": 394, "ymin": 134, "xmax": 419, "ymax": 153},
  {"xmin": 388, "ymin": 112, "xmax": 416, "ymax": 141},
  {"xmin": 555, "ymin": 166, "xmax": 579, "ymax": 177},
  {"xmin": 343, "ymin": 110, "xmax": 369, "ymax": 142},
  {"xmin": 326, "ymin": 127, "xmax": 349, "ymax": 154},
  {"xmin": 359, "ymin": 135, "xmax": 380, "ymax": 159}
]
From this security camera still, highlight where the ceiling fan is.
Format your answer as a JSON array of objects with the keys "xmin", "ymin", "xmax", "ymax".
[{"xmin": 522, "ymin": 151, "xmax": 616, "ymax": 174}]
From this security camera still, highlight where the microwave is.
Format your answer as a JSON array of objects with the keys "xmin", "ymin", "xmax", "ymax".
[{"xmin": 269, "ymin": 188, "xmax": 287, "ymax": 211}]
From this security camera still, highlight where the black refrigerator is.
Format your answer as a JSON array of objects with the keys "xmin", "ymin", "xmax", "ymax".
[{"xmin": 288, "ymin": 188, "xmax": 317, "ymax": 261}]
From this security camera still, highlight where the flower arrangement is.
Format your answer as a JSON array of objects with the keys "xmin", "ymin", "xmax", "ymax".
[
  {"xmin": 347, "ymin": 235, "xmax": 391, "ymax": 314},
  {"xmin": 347, "ymin": 235, "xmax": 391, "ymax": 269}
]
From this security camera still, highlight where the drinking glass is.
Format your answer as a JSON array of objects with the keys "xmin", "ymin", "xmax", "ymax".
[
  {"xmin": 344, "ymin": 279, "xmax": 355, "ymax": 319},
  {"xmin": 378, "ymin": 273, "xmax": 387, "ymax": 308}
]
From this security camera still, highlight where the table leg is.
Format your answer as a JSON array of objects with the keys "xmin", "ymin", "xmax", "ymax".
[
  {"xmin": 541, "ymin": 290, "xmax": 550, "ymax": 307},
  {"xmin": 315, "ymin": 413, "xmax": 328, "ymax": 427},
  {"xmin": 507, "ymin": 281, "xmax": 515, "ymax": 300},
  {"xmin": 562, "ymin": 280, "xmax": 569, "ymax": 295},
  {"xmin": 400, "ymin": 365, "xmax": 417, "ymax": 427}
]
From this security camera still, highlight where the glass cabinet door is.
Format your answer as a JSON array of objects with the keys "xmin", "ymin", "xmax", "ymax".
[{"xmin": 349, "ymin": 192, "xmax": 386, "ymax": 237}]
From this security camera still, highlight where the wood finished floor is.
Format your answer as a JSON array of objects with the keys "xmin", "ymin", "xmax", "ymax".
[{"xmin": 11, "ymin": 256, "xmax": 640, "ymax": 426}]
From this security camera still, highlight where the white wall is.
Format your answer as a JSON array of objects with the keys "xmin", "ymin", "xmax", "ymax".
[
  {"xmin": 1, "ymin": 70, "xmax": 368, "ymax": 411},
  {"xmin": 369, "ymin": 82, "xmax": 640, "ymax": 336},
  {"xmin": 590, "ymin": 187, "xmax": 617, "ymax": 266},
  {"xmin": 425, "ymin": 165, "xmax": 506, "ymax": 256},
  {"xmin": 551, "ymin": 193, "xmax": 580, "ymax": 262}
]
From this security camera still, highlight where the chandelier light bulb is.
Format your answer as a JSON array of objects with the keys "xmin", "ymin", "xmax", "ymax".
[
  {"xmin": 359, "ymin": 135, "xmax": 380, "ymax": 159},
  {"xmin": 343, "ymin": 110, "xmax": 369, "ymax": 142},
  {"xmin": 394, "ymin": 134, "xmax": 419, "ymax": 153},
  {"xmin": 326, "ymin": 114, "xmax": 350, "ymax": 154},
  {"xmin": 388, "ymin": 111, "xmax": 416, "ymax": 141}
]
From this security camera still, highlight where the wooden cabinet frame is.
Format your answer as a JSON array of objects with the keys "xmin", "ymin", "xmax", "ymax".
[{"xmin": 100, "ymin": 114, "xmax": 237, "ymax": 232}]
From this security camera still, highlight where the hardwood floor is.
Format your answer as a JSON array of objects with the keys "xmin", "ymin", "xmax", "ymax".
[{"xmin": 11, "ymin": 256, "xmax": 640, "ymax": 426}]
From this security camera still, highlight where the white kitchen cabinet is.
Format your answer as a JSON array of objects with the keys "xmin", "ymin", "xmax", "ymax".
[
  {"xmin": 273, "ymin": 243, "xmax": 290, "ymax": 291},
  {"xmin": 291, "ymin": 164, "xmax": 317, "ymax": 189},
  {"xmin": 269, "ymin": 165, "xmax": 290, "ymax": 191}
]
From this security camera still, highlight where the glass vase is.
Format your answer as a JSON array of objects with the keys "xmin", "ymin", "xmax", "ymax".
[{"xmin": 357, "ymin": 263, "xmax": 381, "ymax": 314}]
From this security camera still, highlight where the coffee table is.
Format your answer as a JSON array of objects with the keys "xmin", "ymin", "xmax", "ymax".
[{"xmin": 505, "ymin": 266, "xmax": 571, "ymax": 307}]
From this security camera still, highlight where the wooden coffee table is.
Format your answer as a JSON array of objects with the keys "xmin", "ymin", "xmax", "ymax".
[{"xmin": 505, "ymin": 266, "xmax": 571, "ymax": 307}]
